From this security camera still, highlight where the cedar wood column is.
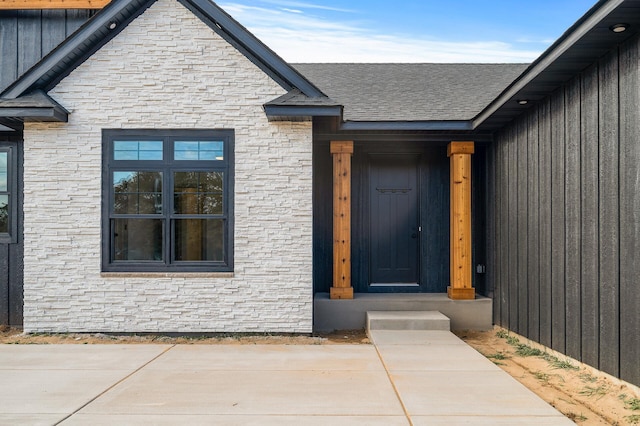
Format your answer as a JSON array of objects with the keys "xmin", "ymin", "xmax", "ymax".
[
  {"xmin": 330, "ymin": 141, "xmax": 354, "ymax": 299},
  {"xmin": 447, "ymin": 141, "xmax": 475, "ymax": 300}
]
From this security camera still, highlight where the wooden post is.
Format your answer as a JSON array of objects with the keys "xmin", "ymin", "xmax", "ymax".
[
  {"xmin": 0, "ymin": 0, "xmax": 111, "ymax": 9},
  {"xmin": 448, "ymin": 141, "xmax": 475, "ymax": 300},
  {"xmin": 330, "ymin": 141, "xmax": 354, "ymax": 299}
]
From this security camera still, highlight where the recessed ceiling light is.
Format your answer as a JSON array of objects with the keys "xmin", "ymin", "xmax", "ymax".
[
  {"xmin": 108, "ymin": 21, "xmax": 117, "ymax": 30},
  {"xmin": 517, "ymin": 100, "xmax": 528, "ymax": 105},
  {"xmin": 610, "ymin": 23, "xmax": 629, "ymax": 33}
]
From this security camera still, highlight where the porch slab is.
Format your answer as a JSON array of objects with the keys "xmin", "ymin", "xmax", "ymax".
[{"xmin": 314, "ymin": 293, "xmax": 492, "ymax": 332}]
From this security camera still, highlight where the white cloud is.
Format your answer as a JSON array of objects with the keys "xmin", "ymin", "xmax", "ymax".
[
  {"xmin": 219, "ymin": 3, "xmax": 540, "ymax": 63},
  {"xmin": 256, "ymin": 0, "xmax": 355, "ymax": 13},
  {"xmin": 516, "ymin": 37, "xmax": 556, "ymax": 45}
]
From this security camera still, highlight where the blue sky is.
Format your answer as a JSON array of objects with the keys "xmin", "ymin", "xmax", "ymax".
[{"xmin": 218, "ymin": 0, "xmax": 598, "ymax": 62}]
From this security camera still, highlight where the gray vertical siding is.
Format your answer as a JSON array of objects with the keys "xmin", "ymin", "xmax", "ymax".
[
  {"xmin": 491, "ymin": 134, "xmax": 499, "ymax": 319},
  {"xmin": 489, "ymin": 33, "xmax": 640, "ymax": 387},
  {"xmin": 538, "ymin": 97, "xmax": 553, "ymax": 349},
  {"xmin": 516, "ymin": 119, "xmax": 528, "ymax": 335},
  {"xmin": 498, "ymin": 130, "xmax": 509, "ymax": 327},
  {"xmin": 507, "ymin": 125, "xmax": 518, "ymax": 331},
  {"xmin": 564, "ymin": 77, "xmax": 581, "ymax": 361},
  {"xmin": 598, "ymin": 50, "xmax": 620, "ymax": 378},
  {"xmin": 526, "ymin": 110, "xmax": 540, "ymax": 342},
  {"xmin": 580, "ymin": 63, "xmax": 600, "ymax": 369},
  {"xmin": 550, "ymin": 88, "xmax": 566, "ymax": 354},
  {"xmin": 0, "ymin": 10, "xmax": 94, "ymax": 93},
  {"xmin": 618, "ymin": 36, "xmax": 640, "ymax": 387}
]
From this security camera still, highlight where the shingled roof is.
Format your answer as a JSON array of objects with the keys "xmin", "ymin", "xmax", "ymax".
[{"xmin": 293, "ymin": 63, "xmax": 528, "ymax": 122}]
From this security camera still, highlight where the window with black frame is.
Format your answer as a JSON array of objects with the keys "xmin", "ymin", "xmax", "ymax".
[
  {"xmin": 102, "ymin": 130, "xmax": 234, "ymax": 272},
  {"xmin": 0, "ymin": 145, "xmax": 17, "ymax": 244}
]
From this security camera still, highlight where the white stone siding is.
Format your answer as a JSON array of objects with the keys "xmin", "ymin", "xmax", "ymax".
[{"xmin": 22, "ymin": 0, "xmax": 313, "ymax": 333}]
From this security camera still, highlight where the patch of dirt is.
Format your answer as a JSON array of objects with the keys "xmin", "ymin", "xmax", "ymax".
[
  {"xmin": 456, "ymin": 327, "xmax": 640, "ymax": 425},
  {"xmin": 0, "ymin": 327, "xmax": 369, "ymax": 345}
]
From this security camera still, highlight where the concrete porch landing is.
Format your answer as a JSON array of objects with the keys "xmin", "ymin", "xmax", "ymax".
[{"xmin": 314, "ymin": 292, "xmax": 492, "ymax": 332}]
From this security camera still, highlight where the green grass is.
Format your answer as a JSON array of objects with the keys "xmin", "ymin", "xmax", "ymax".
[
  {"xmin": 515, "ymin": 344, "xmax": 543, "ymax": 357},
  {"xmin": 626, "ymin": 414, "xmax": 640, "ymax": 424},
  {"xmin": 579, "ymin": 384, "xmax": 610, "ymax": 400},
  {"xmin": 533, "ymin": 370, "xmax": 550, "ymax": 382},
  {"xmin": 486, "ymin": 352, "xmax": 509, "ymax": 360},
  {"xmin": 506, "ymin": 335, "xmax": 520, "ymax": 346},
  {"xmin": 624, "ymin": 398, "xmax": 640, "ymax": 411},
  {"xmin": 495, "ymin": 329, "xmax": 509, "ymax": 339},
  {"xmin": 541, "ymin": 353, "xmax": 558, "ymax": 363},
  {"xmin": 550, "ymin": 358, "xmax": 579, "ymax": 370},
  {"xmin": 579, "ymin": 373, "xmax": 598, "ymax": 383},
  {"xmin": 565, "ymin": 410, "xmax": 587, "ymax": 422}
]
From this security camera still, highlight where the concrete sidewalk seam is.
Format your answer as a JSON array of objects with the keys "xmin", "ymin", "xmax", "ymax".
[
  {"xmin": 53, "ymin": 344, "xmax": 176, "ymax": 425},
  {"xmin": 373, "ymin": 343, "xmax": 413, "ymax": 426}
]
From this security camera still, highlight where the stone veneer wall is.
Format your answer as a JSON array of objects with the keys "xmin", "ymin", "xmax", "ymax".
[{"xmin": 22, "ymin": 0, "xmax": 313, "ymax": 333}]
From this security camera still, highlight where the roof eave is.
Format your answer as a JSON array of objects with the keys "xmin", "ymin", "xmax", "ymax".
[
  {"xmin": 473, "ymin": 0, "xmax": 635, "ymax": 130},
  {"xmin": 0, "ymin": 122, "xmax": 20, "ymax": 132},
  {"xmin": 264, "ymin": 105, "xmax": 342, "ymax": 119},
  {"xmin": 0, "ymin": 91, "xmax": 70, "ymax": 122},
  {"xmin": 0, "ymin": 107, "xmax": 68, "ymax": 122},
  {"xmin": 340, "ymin": 121, "xmax": 474, "ymax": 132}
]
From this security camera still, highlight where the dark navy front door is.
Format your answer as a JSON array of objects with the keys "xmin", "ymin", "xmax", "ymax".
[{"xmin": 369, "ymin": 154, "xmax": 420, "ymax": 287}]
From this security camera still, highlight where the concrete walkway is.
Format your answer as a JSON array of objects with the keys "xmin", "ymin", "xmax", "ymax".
[{"xmin": 0, "ymin": 332, "xmax": 573, "ymax": 425}]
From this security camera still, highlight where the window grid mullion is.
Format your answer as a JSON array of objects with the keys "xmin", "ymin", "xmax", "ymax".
[{"xmin": 165, "ymin": 152, "xmax": 173, "ymax": 265}]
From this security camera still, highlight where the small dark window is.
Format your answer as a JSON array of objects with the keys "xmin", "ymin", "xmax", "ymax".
[
  {"xmin": 0, "ymin": 146, "xmax": 17, "ymax": 243},
  {"xmin": 102, "ymin": 130, "xmax": 234, "ymax": 272}
]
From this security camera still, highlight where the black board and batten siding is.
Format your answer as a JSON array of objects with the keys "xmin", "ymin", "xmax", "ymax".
[
  {"xmin": 488, "ymin": 33, "xmax": 640, "ymax": 387},
  {"xmin": 0, "ymin": 10, "xmax": 93, "ymax": 326},
  {"xmin": 0, "ymin": 10, "xmax": 95, "ymax": 93},
  {"xmin": 0, "ymin": 136, "xmax": 22, "ymax": 327}
]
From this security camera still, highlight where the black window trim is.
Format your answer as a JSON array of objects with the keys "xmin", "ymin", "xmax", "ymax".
[
  {"xmin": 101, "ymin": 129, "xmax": 234, "ymax": 273},
  {"xmin": 0, "ymin": 144, "xmax": 18, "ymax": 244}
]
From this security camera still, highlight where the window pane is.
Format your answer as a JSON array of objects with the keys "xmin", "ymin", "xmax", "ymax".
[
  {"xmin": 0, "ymin": 152, "xmax": 7, "ymax": 192},
  {"xmin": 174, "ymin": 141, "xmax": 223, "ymax": 160},
  {"xmin": 114, "ymin": 141, "xmax": 163, "ymax": 160},
  {"xmin": 0, "ymin": 195, "xmax": 8, "ymax": 233},
  {"xmin": 112, "ymin": 218, "xmax": 163, "ymax": 261},
  {"xmin": 174, "ymin": 172, "xmax": 223, "ymax": 214},
  {"xmin": 174, "ymin": 219, "xmax": 223, "ymax": 261},
  {"xmin": 113, "ymin": 171, "xmax": 163, "ymax": 214}
]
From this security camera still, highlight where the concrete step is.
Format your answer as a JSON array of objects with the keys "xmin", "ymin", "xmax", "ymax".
[{"xmin": 366, "ymin": 311, "xmax": 450, "ymax": 332}]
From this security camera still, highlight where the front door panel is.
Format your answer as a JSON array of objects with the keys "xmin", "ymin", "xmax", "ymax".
[{"xmin": 369, "ymin": 154, "xmax": 420, "ymax": 285}]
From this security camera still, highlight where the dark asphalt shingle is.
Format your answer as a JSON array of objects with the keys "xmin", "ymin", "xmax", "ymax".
[
  {"xmin": 293, "ymin": 63, "xmax": 528, "ymax": 122},
  {"xmin": 265, "ymin": 89, "xmax": 340, "ymax": 107}
]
